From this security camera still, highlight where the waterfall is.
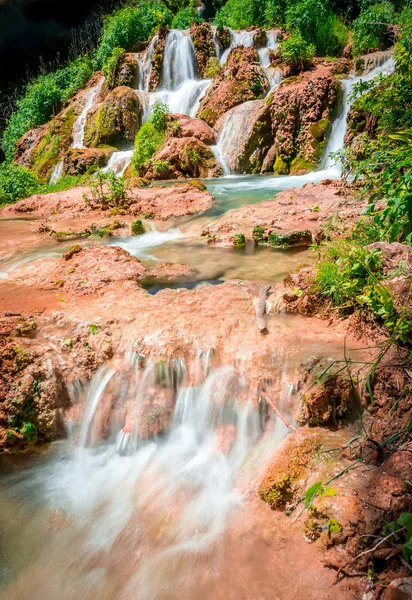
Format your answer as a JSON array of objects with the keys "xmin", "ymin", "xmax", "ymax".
[
  {"xmin": 102, "ymin": 149, "xmax": 134, "ymax": 177},
  {"xmin": 50, "ymin": 77, "xmax": 104, "ymax": 183},
  {"xmin": 219, "ymin": 29, "xmax": 255, "ymax": 65},
  {"xmin": 162, "ymin": 30, "xmax": 198, "ymax": 90},
  {"xmin": 72, "ymin": 77, "xmax": 105, "ymax": 149},
  {"xmin": 257, "ymin": 30, "xmax": 280, "ymax": 68},
  {"xmin": 112, "ymin": 226, "xmax": 184, "ymax": 259}
]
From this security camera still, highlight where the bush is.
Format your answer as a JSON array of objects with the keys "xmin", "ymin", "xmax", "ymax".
[
  {"xmin": 0, "ymin": 163, "xmax": 40, "ymax": 204},
  {"xmin": 82, "ymin": 171, "xmax": 132, "ymax": 210},
  {"xmin": 132, "ymin": 102, "xmax": 170, "ymax": 174},
  {"xmin": 279, "ymin": 32, "xmax": 315, "ymax": 72},
  {"xmin": 96, "ymin": 2, "xmax": 173, "ymax": 70},
  {"xmin": 352, "ymin": 1, "xmax": 396, "ymax": 55},
  {"xmin": 2, "ymin": 55, "xmax": 94, "ymax": 162},
  {"xmin": 215, "ymin": 0, "xmax": 265, "ymax": 29},
  {"xmin": 101, "ymin": 47, "xmax": 126, "ymax": 88},
  {"xmin": 171, "ymin": 4, "xmax": 202, "ymax": 28}
]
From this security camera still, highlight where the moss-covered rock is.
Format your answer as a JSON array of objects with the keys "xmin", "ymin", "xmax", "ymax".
[
  {"xmin": 148, "ymin": 27, "xmax": 169, "ymax": 92},
  {"xmin": 84, "ymin": 86, "xmax": 142, "ymax": 148},
  {"xmin": 267, "ymin": 230, "xmax": 312, "ymax": 248},
  {"xmin": 214, "ymin": 25, "xmax": 231, "ymax": 53},
  {"xmin": 114, "ymin": 53, "xmax": 139, "ymax": 88},
  {"xmin": 145, "ymin": 136, "xmax": 222, "ymax": 179},
  {"xmin": 190, "ymin": 22, "xmax": 216, "ymax": 78},
  {"xmin": 63, "ymin": 147, "xmax": 115, "ymax": 176},
  {"xmin": 131, "ymin": 219, "xmax": 145, "ymax": 235}
]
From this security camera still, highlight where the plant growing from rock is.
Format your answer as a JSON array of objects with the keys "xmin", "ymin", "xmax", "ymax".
[{"xmin": 83, "ymin": 171, "xmax": 132, "ymax": 210}]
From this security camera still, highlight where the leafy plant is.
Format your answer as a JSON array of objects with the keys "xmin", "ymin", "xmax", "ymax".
[
  {"xmin": 383, "ymin": 513, "xmax": 412, "ymax": 561},
  {"xmin": 279, "ymin": 32, "xmax": 315, "ymax": 73},
  {"xmin": 0, "ymin": 163, "xmax": 40, "ymax": 204},
  {"xmin": 352, "ymin": 1, "xmax": 396, "ymax": 55},
  {"xmin": 132, "ymin": 102, "xmax": 170, "ymax": 175},
  {"xmin": 83, "ymin": 171, "xmax": 132, "ymax": 210}
]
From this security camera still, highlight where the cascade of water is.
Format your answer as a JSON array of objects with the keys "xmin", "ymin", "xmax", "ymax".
[
  {"xmin": 102, "ymin": 149, "xmax": 134, "ymax": 177},
  {"xmin": 49, "ymin": 159, "xmax": 64, "ymax": 185},
  {"xmin": 219, "ymin": 29, "xmax": 255, "ymax": 65},
  {"xmin": 257, "ymin": 30, "xmax": 280, "ymax": 68},
  {"xmin": 162, "ymin": 30, "xmax": 198, "ymax": 90},
  {"xmin": 72, "ymin": 77, "xmax": 105, "ymax": 149},
  {"xmin": 77, "ymin": 366, "xmax": 116, "ymax": 451},
  {"xmin": 149, "ymin": 78, "xmax": 211, "ymax": 118},
  {"xmin": 112, "ymin": 226, "xmax": 184, "ymax": 259}
]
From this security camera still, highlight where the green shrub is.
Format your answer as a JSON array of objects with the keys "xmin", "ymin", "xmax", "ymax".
[
  {"xmin": 83, "ymin": 171, "xmax": 132, "ymax": 209},
  {"xmin": 96, "ymin": 2, "xmax": 173, "ymax": 70},
  {"xmin": 2, "ymin": 56, "xmax": 94, "ymax": 162},
  {"xmin": 215, "ymin": 0, "xmax": 265, "ymax": 29},
  {"xmin": 0, "ymin": 163, "xmax": 40, "ymax": 204},
  {"xmin": 171, "ymin": 4, "xmax": 202, "ymax": 28},
  {"xmin": 264, "ymin": 0, "xmax": 288, "ymax": 26},
  {"xmin": 352, "ymin": 1, "xmax": 396, "ymax": 55},
  {"xmin": 279, "ymin": 32, "xmax": 315, "ymax": 72},
  {"xmin": 102, "ymin": 47, "xmax": 126, "ymax": 87},
  {"xmin": 132, "ymin": 101, "xmax": 170, "ymax": 174}
]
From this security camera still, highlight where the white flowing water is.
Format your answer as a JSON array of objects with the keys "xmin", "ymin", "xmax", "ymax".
[
  {"xmin": 0, "ymin": 354, "xmax": 292, "ymax": 597},
  {"xmin": 72, "ymin": 77, "xmax": 105, "ymax": 149},
  {"xmin": 112, "ymin": 226, "xmax": 184, "ymax": 259},
  {"xmin": 162, "ymin": 29, "xmax": 198, "ymax": 90},
  {"xmin": 50, "ymin": 77, "xmax": 104, "ymax": 183},
  {"xmin": 219, "ymin": 29, "xmax": 255, "ymax": 65},
  {"xmin": 257, "ymin": 30, "xmax": 281, "ymax": 68}
]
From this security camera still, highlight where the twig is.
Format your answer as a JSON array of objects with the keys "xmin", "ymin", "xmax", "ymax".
[{"xmin": 260, "ymin": 391, "xmax": 297, "ymax": 432}]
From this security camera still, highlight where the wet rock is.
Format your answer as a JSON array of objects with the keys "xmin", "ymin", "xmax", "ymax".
[
  {"xmin": 198, "ymin": 46, "xmax": 269, "ymax": 127},
  {"xmin": 113, "ymin": 53, "xmax": 139, "ymax": 88},
  {"xmin": 14, "ymin": 126, "xmax": 46, "ymax": 169},
  {"xmin": 145, "ymin": 136, "xmax": 222, "ymax": 179},
  {"xmin": 148, "ymin": 27, "xmax": 169, "ymax": 92},
  {"xmin": 63, "ymin": 147, "xmax": 114, "ymax": 176},
  {"xmin": 214, "ymin": 25, "xmax": 231, "ymax": 54},
  {"xmin": 84, "ymin": 86, "xmax": 142, "ymax": 148},
  {"xmin": 202, "ymin": 180, "xmax": 362, "ymax": 247},
  {"xmin": 268, "ymin": 230, "xmax": 312, "ymax": 248},
  {"xmin": 190, "ymin": 22, "xmax": 216, "ymax": 78},
  {"xmin": 269, "ymin": 65, "xmax": 340, "ymax": 174},
  {"xmin": 168, "ymin": 114, "xmax": 217, "ymax": 144},
  {"xmin": 12, "ymin": 246, "xmax": 147, "ymax": 296}
]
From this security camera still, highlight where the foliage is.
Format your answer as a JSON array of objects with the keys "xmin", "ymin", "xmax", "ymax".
[
  {"xmin": 83, "ymin": 171, "xmax": 132, "ymax": 210},
  {"xmin": 102, "ymin": 47, "xmax": 126, "ymax": 87},
  {"xmin": 172, "ymin": 3, "xmax": 203, "ymax": 28},
  {"xmin": 215, "ymin": 0, "xmax": 265, "ymax": 29},
  {"xmin": 2, "ymin": 55, "xmax": 94, "ymax": 161},
  {"xmin": 0, "ymin": 163, "xmax": 40, "ymax": 204},
  {"xmin": 352, "ymin": 1, "xmax": 396, "ymax": 55},
  {"xmin": 279, "ymin": 32, "xmax": 315, "ymax": 72},
  {"xmin": 384, "ymin": 513, "xmax": 412, "ymax": 562},
  {"xmin": 132, "ymin": 102, "xmax": 170, "ymax": 175},
  {"xmin": 96, "ymin": 2, "xmax": 173, "ymax": 70}
]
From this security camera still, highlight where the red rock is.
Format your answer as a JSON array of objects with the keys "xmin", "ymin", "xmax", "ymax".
[{"xmin": 168, "ymin": 114, "xmax": 217, "ymax": 144}]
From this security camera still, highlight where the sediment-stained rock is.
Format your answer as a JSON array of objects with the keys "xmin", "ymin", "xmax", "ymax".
[
  {"xmin": 190, "ymin": 22, "xmax": 216, "ymax": 78},
  {"xmin": 113, "ymin": 52, "xmax": 139, "ymax": 88},
  {"xmin": 197, "ymin": 46, "xmax": 269, "ymax": 127},
  {"xmin": 168, "ymin": 113, "xmax": 217, "ymax": 144},
  {"xmin": 148, "ymin": 27, "xmax": 169, "ymax": 91},
  {"xmin": 84, "ymin": 86, "xmax": 142, "ymax": 148},
  {"xmin": 63, "ymin": 147, "xmax": 115, "ymax": 175},
  {"xmin": 145, "ymin": 136, "xmax": 222, "ymax": 179}
]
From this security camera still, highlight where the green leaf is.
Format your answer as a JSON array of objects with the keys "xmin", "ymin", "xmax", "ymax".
[
  {"xmin": 89, "ymin": 324, "xmax": 99, "ymax": 335},
  {"xmin": 320, "ymin": 486, "xmax": 336, "ymax": 497},
  {"xmin": 303, "ymin": 482, "xmax": 322, "ymax": 507}
]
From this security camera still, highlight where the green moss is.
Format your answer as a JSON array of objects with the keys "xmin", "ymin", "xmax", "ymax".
[
  {"xmin": 199, "ymin": 108, "xmax": 218, "ymax": 127},
  {"xmin": 20, "ymin": 422, "xmax": 38, "ymax": 444},
  {"xmin": 131, "ymin": 219, "xmax": 145, "ymax": 235},
  {"xmin": 273, "ymin": 153, "xmax": 289, "ymax": 175},
  {"xmin": 252, "ymin": 225, "xmax": 265, "ymax": 244},
  {"xmin": 259, "ymin": 474, "xmax": 293, "ymax": 509},
  {"xmin": 63, "ymin": 244, "xmax": 82, "ymax": 260},
  {"xmin": 204, "ymin": 57, "xmax": 221, "ymax": 79},
  {"xmin": 84, "ymin": 90, "xmax": 140, "ymax": 148},
  {"xmin": 132, "ymin": 122, "xmax": 166, "ymax": 175},
  {"xmin": 233, "ymin": 233, "xmax": 246, "ymax": 247},
  {"xmin": 268, "ymin": 230, "xmax": 312, "ymax": 248},
  {"xmin": 289, "ymin": 154, "xmax": 313, "ymax": 174},
  {"xmin": 188, "ymin": 179, "xmax": 207, "ymax": 192}
]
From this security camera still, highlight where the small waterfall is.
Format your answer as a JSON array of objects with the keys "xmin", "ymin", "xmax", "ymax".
[
  {"xmin": 139, "ymin": 35, "xmax": 158, "ymax": 92},
  {"xmin": 257, "ymin": 30, "xmax": 280, "ymax": 68},
  {"xmin": 149, "ymin": 78, "xmax": 211, "ymax": 118},
  {"xmin": 219, "ymin": 29, "xmax": 254, "ymax": 65},
  {"xmin": 102, "ymin": 149, "xmax": 134, "ymax": 177},
  {"xmin": 210, "ymin": 144, "xmax": 231, "ymax": 176},
  {"xmin": 72, "ymin": 77, "xmax": 104, "ymax": 149},
  {"xmin": 49, "ymin": 159, "xmax": 64, "ymax": 185},
  {"xmin": 112, "ymin": 226, "xmax": 184, "ymax": 259},
  {"xmin": 162, "ymin": 30, "xmax": 198, "ymax": 90}
]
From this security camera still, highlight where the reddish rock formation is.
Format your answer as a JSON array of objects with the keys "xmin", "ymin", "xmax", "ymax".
[
  {"xmin": 63, "ymin": 147, "xmax": 115, "ymax": 175},
  {"xmin": 197, "ymin": 46, "xmax": 269, "ymax": 127},
  {"xmin": 145, "ymin": 136, "xmax": 222, "ymax": 179},
  {"xmin": 1, "ymin": 181, "xmax": 215, "ymax": 221},
  {"xmin": 201, "ymin": 180, "xmax": 363, "ymax": 246},
  {"xmin": 168, "ymin": 113, "xmax": 217, "ymax": 144},
  {"xmin": 190, "ymin": 22, "xmax": 216, "ymax": 77},
  {"xmin": 84, "ymin": 86, "xmax": 142, "ymax": 148},
  {"xmin": 113, "ymin": 52, "xmax": 139, "ymax": 88},
  {"xmin": 148, "ymin": 27, "xmax": 169, "ymax": 92}
]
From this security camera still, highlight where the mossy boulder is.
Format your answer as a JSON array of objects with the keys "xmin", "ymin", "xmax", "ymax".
[
  {"xmin": 214, "ymin": 25, "xmax": 231, "ymax": 53},
  {"xmin": 190, "ymin": 22, "xmax": 216, "ymax": 78},
  {"xmin": 84, "ymin": 86, "xmax": 142, "ymax": 148},
  {"xmin": 114, "ymin": 53, "xmax": 139, "ymax": 88},
  {"xmin": 259, "ymin": 429, "xmax": 326, "ymax": 510},
  {"xmin": 131, "ymin": 219, "xmax": 145, "ymax": 235},
  {"xmin": 148, "ymin": 27, "xmax": 169, "ymax": 91},
  {"xmin": 267, "ymin": 230, "xmax": 312, "ymax": 248},
  {"xmin": 63, "ymin": 147, "xmax": 115, "ymax": 176}
]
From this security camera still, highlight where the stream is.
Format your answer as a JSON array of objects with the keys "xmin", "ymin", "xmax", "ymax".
[{"xmin": 0, "ymin": 28, "xmax": 395, "ymax": 599}]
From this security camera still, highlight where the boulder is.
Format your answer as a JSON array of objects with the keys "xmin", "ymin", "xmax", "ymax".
[
  {"xmin": 145, "ymin": 136, "xmax": 222, "ymax": 179},
  {"xmin": 190, "ymin": 22, "xmax": 217, "ymax": 78},
  {"xmin": 148, "ymin": 27, "xmax": 169, "ymax": 92},
  {"xmin": 168, "ymin": 114, "xmax": 217, "ymax": 144},
  {"xmin": 63, "ymin": 147, "xmax": 115, "ymax": 176},
  {"xmin": 197, "ymin": 46, "xmax": 269, "ymax": 127},
  {"xmin": 84, "ymin": 86, "xmax": 142, "ymax": 148},
  {"xmin": 113, "ymin": 53, "xmax": 139, "ymax": 88}
]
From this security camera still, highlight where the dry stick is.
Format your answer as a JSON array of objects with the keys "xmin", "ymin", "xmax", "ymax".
[{"xmin": 260, "ymin": 391, "xmax": 297, "ymax": 432}]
